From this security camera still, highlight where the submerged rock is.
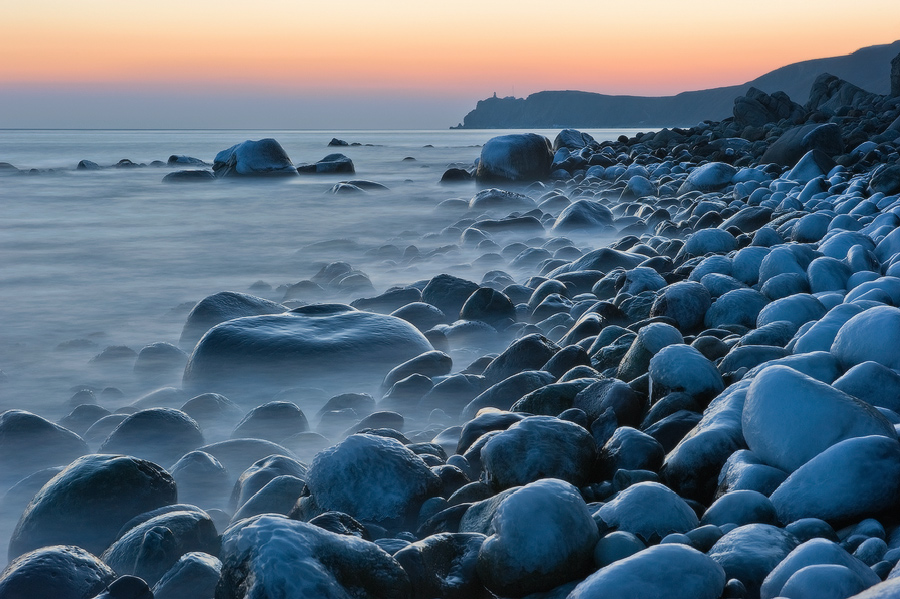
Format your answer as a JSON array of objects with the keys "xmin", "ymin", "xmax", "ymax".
[{"xmin": 183, "ymin": 304, "xmax": 433, "ymax": 399}]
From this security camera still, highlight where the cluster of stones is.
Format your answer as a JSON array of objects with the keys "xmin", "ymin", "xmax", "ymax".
[{"xmin": 5, "ymin": 69, "xmax": 900, "ymax": 599}]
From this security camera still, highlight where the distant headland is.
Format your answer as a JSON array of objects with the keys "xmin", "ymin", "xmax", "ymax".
[{"xmin": 453, "ymin": 41, "xmax": 900, "ymax": 129}]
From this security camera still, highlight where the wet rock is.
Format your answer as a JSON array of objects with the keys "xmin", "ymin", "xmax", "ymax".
[
  {"xmin": 0, "ymin": 545, "xmax": 116, "ymax": 599},
  {"xmin": 212, "ymin": 138, "xmax": 297, "ymax": 177},
  {"xmin": 9, "ymin": 454, "xmax": 177, "ymax": 559},
  {"xmin": 475, "ymin": 133, "xmax": 553, "ymax": 183}
]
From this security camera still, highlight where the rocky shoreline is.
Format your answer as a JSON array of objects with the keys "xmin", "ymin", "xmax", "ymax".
[{"xmin": 2, "ymin": 66, "xmax": 900, "ymax": 598}]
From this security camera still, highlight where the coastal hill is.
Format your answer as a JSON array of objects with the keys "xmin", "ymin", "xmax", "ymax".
[{"xmin": 454, "ymin": 40, "xmax": 900, "ymax": 129}]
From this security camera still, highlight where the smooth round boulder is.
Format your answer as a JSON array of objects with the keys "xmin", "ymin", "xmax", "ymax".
[
  {"xmin": 230, "ymin": 401, "xmax": 309, "ymax": 443},
  {"xmin": 551, "ymin": 199, "xmax": 614, "ymax": 233},
  {"xmin": 169, "ymin": 451, "xmax": 230, "ymax": 511},
  {"xmin": 0, "ymin": 410, "xmax": 88, "ymax": 486},
  {"xmin": 832, "ymin": 305, "xmax": 900, "ymax": 370},
  {"xmin": 756, "ymin": 293, "xmax": 826, "ymax": 329},
  {"xmin": 680, "ymin": 162, "xmax": 737, "ymax": 192},
  {"xmin": 649, "ymin": 343, "xmax": 724, "ymax": 402},
  {"xmin": 9, "ymin": 454, "xmax": 177, "ymax": 559},
  {"xmin": 475, "ymin": 133, "xmax": 553, "ymax": 183},
  {"xmin": 212, "ymin": 138, "xmax": 297, "ymax": 178},
  {"xmin": 650, "ymin": 281, "xmax": 712, "ymax": 332},
  {"xmin": 595, "ymin": 481, "xmax": 699, "ymax": 544},
  {"xmin": 99, "ymin": 408, "xmax": 204, "ymax": 467},
  {"xmin": 179, "ymin": 291, "xmax": 285, "ymax": 349},
  {"xmin": 297, "ymin": 433, "xmax": 441, "ymax": 529},
  {"xmin": 459, "ymin": 288, "xmax": 516, "ymax": 327},
  {"xmin": 183, "ymin": 305, "xmax": 433, "ymax": 399},
  {"xmin": 100, "ymin": 509, "xmax": 219, "ymax": 587},
  {"xmin": 392, "ymin": 533, "xmax": 486, "ymax": 599},
  {"xmin": 151, "ymin": 552, "xmax": 222, "ymax": 599},
  {"xmin": 569, "ymin": 543, "xmax": 726, "ymax": 599},
  {"xmin": 480, "ymin": 415, "xmax": 597, "ymax": 490},
  {"xmin": 421, "ymin": 274, "xmax": 480, "ymax": 324},
  {"xmin": 0, "ymin": 545, "xmax": 116, "ymax": 599},
  {"xmin": 705, "ymin": 288, "xmax": 770, "ymax": 329},
  {"xmin": 231, "ymin": 454, "xmax": 308, "ymax": 511},
  {"xmin": 217, "ymin": 515, "xmax": 410, "ymax": 599},
  {"xmin": 833, "ymin": 361, "xmax": 900, "ymax": 413},
  {"xmin": 769, "ymin": 435, "xmax": 900, "ymax": 524},
  {"xmin": 742, "ymin": 365, "xmax": 896, "ymax": 473},
  {"xmin": 701, "ymin": 490, "xmax": 779, "ymax": 528},
  {"xmin": 707, "ymin": 524, "xmax": 799, "ymax": 598},
  {"xmin": 760, "ymin": 538, "xmax": 881, "ymax": 599},
  {"xmin": 231, "ymin": 474, "xmax": 306, "ymax": 522},
  {"xmin": 476, "ymin": 478, "xmax": 599, "ymax": 597},
  {"xmin": 779, "ymin": 564, "xmax": 870, "ymax": 599},
  {"xmin": 683, "ymin": 228, "xmax": 738, "ymax": 256}
]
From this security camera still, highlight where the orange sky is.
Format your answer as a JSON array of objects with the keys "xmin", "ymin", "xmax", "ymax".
[
  {"xmin": 5, "ymin": 0, "xmax": 900, "ymax": 95},
  {"xmin": 2, "ymin": 1, "xmax": 899, "ymax": 127}
]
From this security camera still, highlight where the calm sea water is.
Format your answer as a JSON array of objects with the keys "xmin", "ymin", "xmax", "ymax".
[{"xmin": 0, "ymin": 129, "xmax": 641, "ymax": 419}]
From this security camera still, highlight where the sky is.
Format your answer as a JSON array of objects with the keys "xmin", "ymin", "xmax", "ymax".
[{"xmin": 2, "ymin": 0, "xmax": 900, "ymax": 129}]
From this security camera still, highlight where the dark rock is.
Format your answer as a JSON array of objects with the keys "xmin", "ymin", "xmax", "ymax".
[
  {"xmin": 162, "ymin": 170, "xmax": 215, "ymax": 183},
  {"xmin": 9, "ymin": 454, "xmax": 177, "ymax": 559},
  {"xmin": 231, "ymin": 401, "xmax": 309, "ymax": 443},
  {"xmin": 0, "ymin": 545, "xmax": 116, "ymax": 599},
  {"xmin": 760, "ymin": 123, "xmax": 844, "ymax": 166},
  {"xmin": 100, "ymin": 509, "xmax": 219, "ymax": 587},
  {"xmin": 212, "ymin": 138, "xmax": 297, "ymax": 177},
  {"xmin": 297, "ymin": 153, "xmax": 355, "ymax": 174},
  {"xmin": 98, "ymin": 408, "xmax": 204, "ymax": 467},
  {"xmin": 475, "ymin": 133, "xmax": 553, "ymax": 183},
  {"xmin": 179, "ymin": 291, "xmax": 285, "ymax": 350},
  {"xmin": 0, "ymin": 410, "xmax": 88, "ymax": 486},
  {"xmin": 183, "ymin": 305, "xmax": 433, "ymax": 399}
]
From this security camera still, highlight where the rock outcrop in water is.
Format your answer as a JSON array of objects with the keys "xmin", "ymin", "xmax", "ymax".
[
  {"xmin": 6, "ymin": 63, "xmax": 900, "ymax": 599},
  {"xmin": 212, "ymin": 138, "xmax": 297, "ymax": 177}
]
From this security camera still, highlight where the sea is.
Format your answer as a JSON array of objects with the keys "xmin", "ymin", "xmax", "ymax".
[{"xmin": 0, "ymin": 128, "xmax": 644, "ymax": 419}]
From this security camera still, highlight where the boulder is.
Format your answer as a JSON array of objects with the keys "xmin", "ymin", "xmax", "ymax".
[
  {"xmin": 100, "ymin": 509, "xmax": 219, "ymax": 587},
  {"xmin": 742, "ymin": 365, "xmax": 895, "ymax": 473},
  {"xmin": 297, "ymin": 433, "xmax": 441, "ymax": 529},
  {"xmin": 769, "ymin": 435, "xmax": 900, "ymax": 524},
  {"xmin": 9, "ymin": 454, "xmax": 177, "ymax": 559},
  {"xmin": 151, "ymin": 552, "xmax": 222, "ymax": 599},
  {"xmin": 550, "ymin": 199, "xmax": 614, "ymax": 233},
  {"xmin": 0, "ymin": 545, "xmax": 116, "ymax": 599},
  {"xmin": 99, "ymin": 408, "xmax": 204, "ymax": 467},
  {"xmin": 183, "ymin": 305, "xmax": 433, "ymax": 399},
  {"xmin": 212, "ymin": 138, "xmax": 297, "ymax": 177},
  {"xmin": 480, "ymin": 416, "xmax": 597, "ymax": 490},
  {"xmin": 0, "ymin": 410, "xmax": 88, "ymax": 486},
  {"xmin": 296, "ymin": 153, "xmax": 355, "ymax": 174},
  {"xmin": 568, "ymin": 543, "xmax": 726, "ymax": 599},
  {"xmin": 468, "ymin": 188, "xmax": 536, "ymax": 214},
  {"xmin": 476, "ymin": 478, "xmax": 598, "ymax": 597},
  {"xmin": 217, "ymin": 515, "xmax": 410, "ymax": 599},
  {"xmin": 392, "ymin": 533, "xmax": 486, "ymax": 599},
  {"xmin": 707, "ymin": 524, "xmax": 799, "ymax": 599},
  {"xmin": 832, "ymin": 305, "xmax": 900, "ymax": 370},
  {"xmin": 230, "ymin": 401, "xmax": 309, "ymax": 443},
  {"xmin": 595, "ymin": 481, "xmax": 699, "ymax": 544},
  {"xmin": 761, "ymin": 123, "xmax": 843, "ymax": 166},
  {"xmin": 760, "ymin": 538, "xmax": 881, "ymax": 599},
  {"xmin": 678, "ymin": 162, "xmax": 737, "ymax": 194},
  {"xmin": 475, "ymin": 134, "xmax": 553, "ymax": 183},
  {"xmin": 179, "ymin": 291, "xmax": 285, "ymax": 350}
]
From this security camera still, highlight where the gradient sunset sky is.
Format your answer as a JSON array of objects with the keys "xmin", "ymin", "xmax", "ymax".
[{"xmin": 3, "ymin": 0, "xmax": 899, "ymax": 128}]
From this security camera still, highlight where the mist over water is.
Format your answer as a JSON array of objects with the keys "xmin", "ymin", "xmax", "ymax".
[{"xmin": 0, "ymin": 128, "xmax": 637, "ymax": 559}]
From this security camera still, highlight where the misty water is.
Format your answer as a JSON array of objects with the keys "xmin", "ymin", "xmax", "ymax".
[{"xmin": 0, "ymin": 128, "xmax": 642, "ymax": 558}]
